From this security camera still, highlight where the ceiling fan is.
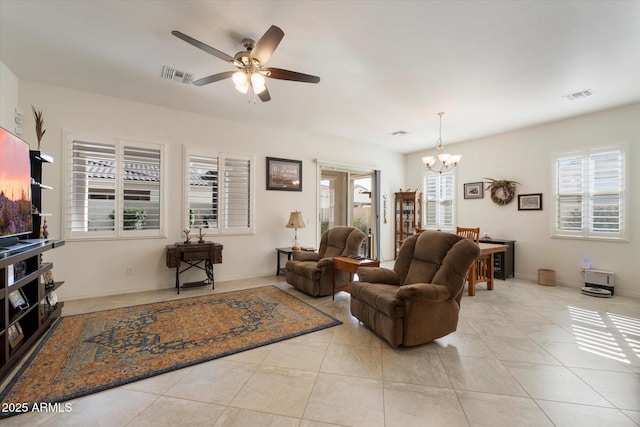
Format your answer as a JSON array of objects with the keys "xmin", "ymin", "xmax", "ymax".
[{"xmin": 172, "ymin": 25, "xmax": 320, "ymax": 102}]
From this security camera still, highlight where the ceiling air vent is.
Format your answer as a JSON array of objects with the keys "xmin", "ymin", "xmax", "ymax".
[
  {"xmin": 563, "ymin": 89, "xmax": 593, "ymax": 101},
  {"xmin": 162, "ymin": 66, "xmax": 194, "ymax": 84}
]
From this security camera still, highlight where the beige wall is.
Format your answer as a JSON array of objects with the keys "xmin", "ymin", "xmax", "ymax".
[
  {"xmin": 6, "ymin": 59, "xmax": 638, "ymax": 299},
  {"xmin": 406, "ymin": 103, "xmax": 640, "ymax": 297},
  {"xmin": 16, "ymin": 80, "xmax": 405, "ymax": 300},
  {"xmin": 0, "ymin": 61, "xmax": 18, "ymax": 130}
]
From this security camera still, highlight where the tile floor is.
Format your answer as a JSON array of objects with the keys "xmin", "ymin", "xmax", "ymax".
[{"xmin": 2, "ymin": 275, "xmax": 639, "ymax": 426}]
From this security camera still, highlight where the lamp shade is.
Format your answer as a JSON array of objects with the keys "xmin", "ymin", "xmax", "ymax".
[{"xmin": 285, "ymin": 211, "xmax": 305, "ymax": 229}]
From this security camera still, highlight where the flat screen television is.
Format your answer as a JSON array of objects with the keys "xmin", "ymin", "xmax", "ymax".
[{"xmin": 0, "ymin": 126, "xmax": 33, "ymax": 242}]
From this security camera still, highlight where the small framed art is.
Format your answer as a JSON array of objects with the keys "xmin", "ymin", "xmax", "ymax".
[
  {"xmin": 43, "ymin": 270, "xmax": 55, "ymax": 287},
  {"xmin": 8, "ymin": 322, "xmax": 24, "ymax": 349},
  {"xmin": 518, "ymin": 193, "xmax": 543, "ymax": 210},
  {"xmin": 266, "ymin": 157, "xmax": 302, "ymax": 191},
  {"xmin": 8, "ymin": 288, "xmax": 29, "ymax": 311},
  {"xmin": 463, "ymin": 182, "xmax": 484, "ymax": 199}
]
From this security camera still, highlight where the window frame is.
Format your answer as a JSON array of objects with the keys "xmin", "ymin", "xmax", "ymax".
[
  {"xmin": 183, "ymin": 146, "xmax": 255, "ymax": 236},
  {"xmin": 552, "ymin": 145, "xmax": 627, "ymax": 241},
  {"xmin": 422, "ymin": 169, "xmax": 456, "ymax": 231},
  {"xmin": 63, "ymin": 131, "xmax": 166, "ymax": 241}
]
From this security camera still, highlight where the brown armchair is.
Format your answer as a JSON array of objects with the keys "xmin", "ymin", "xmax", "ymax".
[
  {"xmin": 285, "ymin": 226, "xmax": 366, "ymax": 297},
  {"xmin": 349, "ymin": 231, "xmax": 480, "ymax": 347}
]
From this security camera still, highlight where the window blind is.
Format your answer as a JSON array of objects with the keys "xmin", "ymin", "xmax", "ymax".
[
  {"xmin": 223, "ymin": 156, "xmax": 251, "ymax": 229},
  {"xmin": 554, "ymin": 147, "xmax": 625, "ymax": 240},
  {"xmin": 188, "ymin": 154, "xmax": 219, "ymax": 229},
  {"xmin": 65, "ymin": 134, "xmax": 164, "ymax": 239},
  {"xmin": 185, "ymin": 150, "xmax": 253, "ymax": 235},
  {"xmin": 68, "ymin": 140, "xmax": 117, "ymax": 235},
  {"xmin": 423, "ymin": 170, "xmax": 455, "ymax": 230}
]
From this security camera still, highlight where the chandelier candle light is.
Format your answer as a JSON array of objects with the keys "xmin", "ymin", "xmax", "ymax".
[
  {"xmin": 285, "ymin": 211, "xmax": 305, "ymax": 250},
  {"xmin": 421, "ymin": 112, "xmax": 462, "ymax": 173}
]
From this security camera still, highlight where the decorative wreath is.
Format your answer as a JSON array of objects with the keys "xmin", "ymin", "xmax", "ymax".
[{"xmin": 484, "ymin": 178, "xmax": 519, "ymax": 205}]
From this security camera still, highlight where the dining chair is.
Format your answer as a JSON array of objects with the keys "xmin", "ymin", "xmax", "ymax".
[{"xmin": 456, "ymin": 226, "xmax": 491, "ymax": 296}]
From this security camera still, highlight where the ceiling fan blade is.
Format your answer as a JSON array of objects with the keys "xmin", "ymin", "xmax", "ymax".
[
  {"xmin": 172, "ymin": 30, "xmax": 235, "ymax": 63},
  {"xmin": 192, "ymin": 71, "xmax": 235, "ymax": 86},
  {"xmin": 257, "ymin": 86, "xmax": 271, "ymax": 102},
  {"xmin": 263, "ymin": 67, "xmax": 320, "ymax": 84},
  {"xmin": 250, "ymin": 25, "xmax": 284, "ymax": 65}
]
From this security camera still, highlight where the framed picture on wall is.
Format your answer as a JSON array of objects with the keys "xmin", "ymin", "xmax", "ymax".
[
  {"xmin": 266, "ymin": 157, "xmax": 302, "ymax": 191},
  {"xmin": 463, "ymin": 182, "xmax": 484, "ymax": 199},
  {"xmin": 518, "ymin": 193, "xmax": 543, "ymax": 210}
]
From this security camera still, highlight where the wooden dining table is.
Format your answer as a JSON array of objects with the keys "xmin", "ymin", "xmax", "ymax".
[{"xmin": 467, "ymin": 242, "xmax": 508, "ymax": 296}]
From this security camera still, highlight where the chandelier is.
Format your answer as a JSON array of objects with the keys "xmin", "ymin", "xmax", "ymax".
[{"xmin": 421, "ymin": 112, "xmax": 462, "ymax": 173}]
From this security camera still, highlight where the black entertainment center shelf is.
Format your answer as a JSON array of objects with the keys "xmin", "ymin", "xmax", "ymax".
[
  {"xmin": 0, "ymin": 138, "xmax": 64, "ymax": 381},
  {"xmin": 31, "ymin": 151, "xmax": 54, "ymax": 163},
  {"xmin": 32, "ymin": 183, "xmax": 53, "ymax": 190},
  {"xmin": 0, "ymin": 239, "xmax": 59, "ymax": 259},
  {"xmin": 0, "ymin": 239, "xmax": 65, "ymax": 381}
]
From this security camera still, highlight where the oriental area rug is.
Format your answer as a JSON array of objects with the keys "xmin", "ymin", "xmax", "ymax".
[{"xmin": 0, "ymin": 286, "xmax": 340, "ymax": 418}]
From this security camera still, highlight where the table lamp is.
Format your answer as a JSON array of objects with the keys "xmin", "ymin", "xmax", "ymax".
[{"xmin": 285, "ymin": 211, "xmax": 305, "ymax": 250}]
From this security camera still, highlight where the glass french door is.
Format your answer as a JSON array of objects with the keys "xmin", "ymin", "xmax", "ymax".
[{"xmin": 318, "ymin": 164, "xmax": 379, "ymax": 258}]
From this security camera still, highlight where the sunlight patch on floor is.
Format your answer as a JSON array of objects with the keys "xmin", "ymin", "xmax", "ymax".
[{"xmin": 569, "ymin": 306, "xmax": 631, "ymax": 364}]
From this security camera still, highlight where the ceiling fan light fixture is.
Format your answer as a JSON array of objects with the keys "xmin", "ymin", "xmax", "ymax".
[
  {"xmin": 235, "ymin": 80, "xmax": 249, "ymax": 94},
  {"xmin": 251, "ymin": 73, "xmax": 266, "ymax": 93},
  {"xmin": 172, "ymin": 25, "xmax": 320, "ymax": 102},
  {"xmin": 232, "ymin": 71, "xmax": 247, "ymax": 85}
]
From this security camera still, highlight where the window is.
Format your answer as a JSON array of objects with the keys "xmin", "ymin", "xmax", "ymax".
[
  {"xmin": 423, "ymin": 170, "xmax": 455, "ymax": 231},
  {"xmin": 553, "ymin": 146, "xmax": 625, "ymax": 240},
  {"xmin": 184, "ymin": 149, "xmax": 254, "ymax": 235},
  {"xmin": 64, "ymin": 133, "xmax": 165, "ymax": 239}
]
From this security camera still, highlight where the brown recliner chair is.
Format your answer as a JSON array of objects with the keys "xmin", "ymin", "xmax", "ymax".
[
  {"xmin": 349, "ymin": 231, "xmax": 480, "ymax": 347},
  {"xmin": 285, "ymin": 226, "xmax": 366, "ymax": 297}
]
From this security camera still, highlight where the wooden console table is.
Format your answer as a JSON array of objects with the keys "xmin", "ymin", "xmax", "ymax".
[
  {"xmin": 166, "ymin": 241, "xmax": 223, "ymax": 293},
  {"xmin": 332, "ymin": 256, "xmax": 380, "ymax": 300}
]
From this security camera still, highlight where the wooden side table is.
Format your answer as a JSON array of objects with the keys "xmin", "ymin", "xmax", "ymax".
[
  {"xmin": 166, "ymin": 241, "xmax": 223, "ymax": 293},
  {"xmin": 275, "ymin": 247, "xmax": 315, "ymax": 276},
  {"xmin": 332, "ymin": 256, "xmax": 380, "ymax": 300}
]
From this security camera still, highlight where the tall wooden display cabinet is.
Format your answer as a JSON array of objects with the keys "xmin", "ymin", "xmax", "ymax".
[{"xmin": 394, "ymin": 191, "xmax": 422, "ymax": 257}]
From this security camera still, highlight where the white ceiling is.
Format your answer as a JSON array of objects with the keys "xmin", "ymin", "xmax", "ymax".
[{"xmin": 1, "ymin": 1, "xmax": 638, "ymax": 154}]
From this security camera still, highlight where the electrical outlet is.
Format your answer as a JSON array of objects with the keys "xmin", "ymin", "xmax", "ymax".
[{"xmin": 126, "ymin": 266, "xmax": 135, "ymax": 276}]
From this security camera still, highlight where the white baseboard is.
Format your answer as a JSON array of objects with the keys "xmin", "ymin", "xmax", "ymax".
[{"xmin": 514, "ymin": 273, "xmax": 639, "ymax": 299}]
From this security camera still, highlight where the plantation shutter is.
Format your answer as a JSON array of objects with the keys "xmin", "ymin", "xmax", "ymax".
[
  {"xmin": 423, "ymin": 170, "xmax": 455, "ymax": 230},
  {"xmin": 187, "ymin": 154, "xmax": 219, "ymax": 229},
  {"xmin": 184, "ymin": 150, "xmax": 253, "ymax": 235},
  {"xmin": 65, "ymin": 133, "xmax": 165, "ymax": 239},
  {"xmin": 555, "ymin": 154, "xmax": 583, "ymax": 232},
  {"xmin": 122, "ymin": 145, "xmax": 161, "ymax": 231},
  {"xmin": 223, "ymin": 156, "xmax": 251, "ymax": 229},
  {"xmin": 68, "ymin": 139, "xmax": 117, "ymax": 236},
  {"xmin": 439, "ymin": 172, "xmax": 454, "ymax": 229},
  {"xmin": 554, "ymin": 146, "xmax": 625, "ymax": 240},
  {"xmin": 424, "ymin": 174, "xmax": 437, "ymax": 227},
  {"xmin": 589, "ymin": 150, "xmax": 622, "ymax": 234}
]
